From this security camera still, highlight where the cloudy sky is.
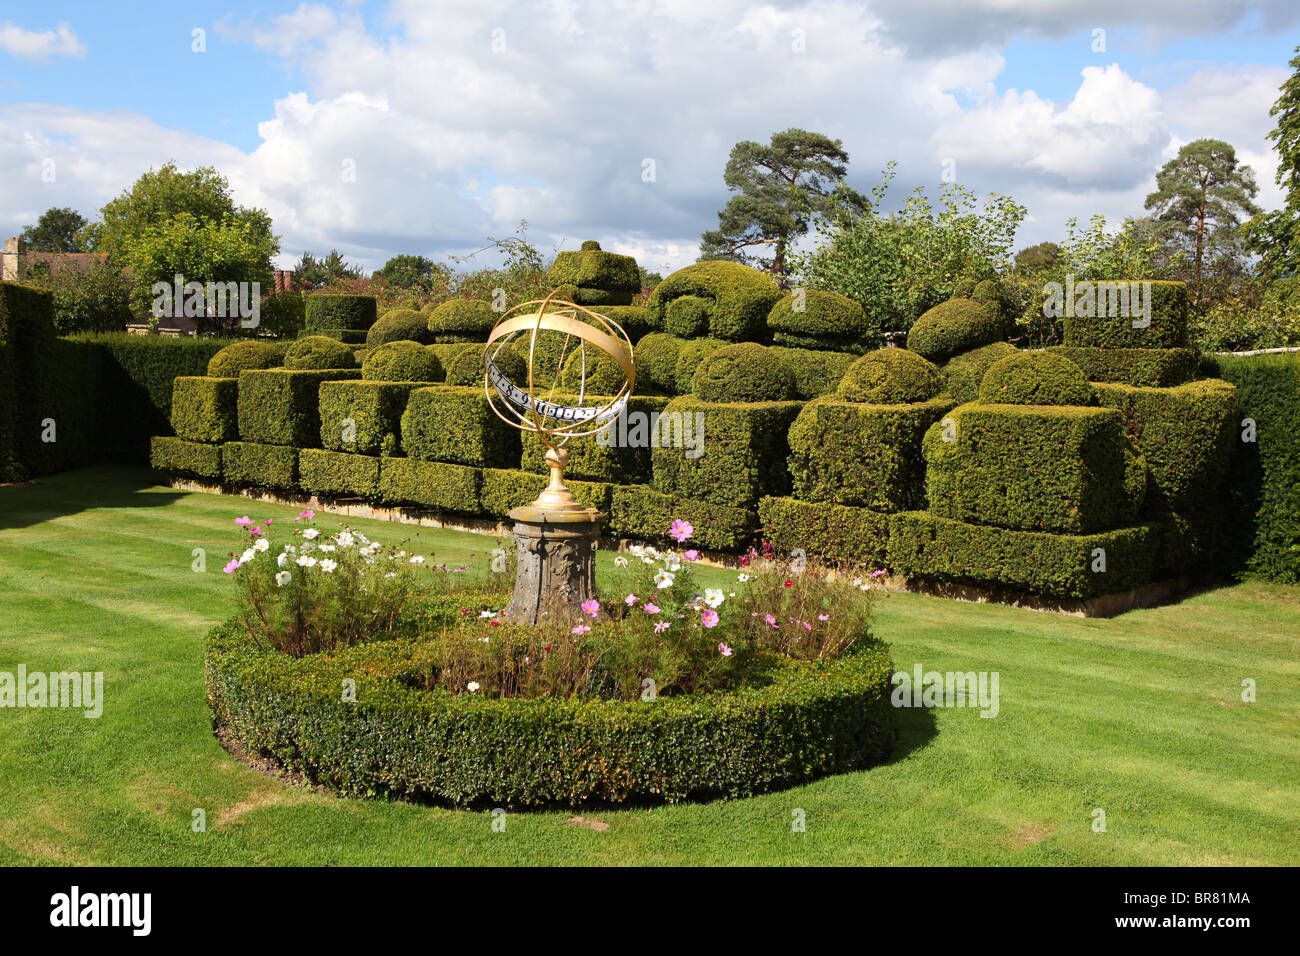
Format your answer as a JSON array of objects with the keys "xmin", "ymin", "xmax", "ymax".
[{"xmin": 2, "ymin": 0, "xmax": 1298, "ymax": 274}]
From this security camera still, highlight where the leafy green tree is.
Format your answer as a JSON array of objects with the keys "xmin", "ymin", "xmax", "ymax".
[
  {"xmin": 23, "ymin": 259, "xmax": 132, "ymax": 334},
  {"xmin": 1012, "ymin": 241, "xmax": 1061, "ymax": 274},
  {"xmin": 293, "ymin": 249, "xmax": 363, "ymax": 290},
  {"xmin": 1246, "ymin": 46, "xmax": 1300, "ymax": 277},
  {"xmin": 700, "ymin": 128, "xmax": 869, "ymax": 283},
  {"xmin": 1144, "ymin": 139, "xmax": 1260, "ymax": 300},
  {"xmin": 372, "ymin": 254, "xmax": 449, "ymax": 293},
  {"xmin": 20, "ymin": 207, "xmax": 88, "ymax": 253}
]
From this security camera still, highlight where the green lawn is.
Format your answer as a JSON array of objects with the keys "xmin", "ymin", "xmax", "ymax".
[{"xmin": 0, "ymin": 466, "xmax": 1296, "ymax": 866}]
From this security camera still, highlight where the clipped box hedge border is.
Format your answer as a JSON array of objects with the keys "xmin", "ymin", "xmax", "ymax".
[{"xmin": 205, "ymin": 619, "xmax": 896, "ymax": 806}]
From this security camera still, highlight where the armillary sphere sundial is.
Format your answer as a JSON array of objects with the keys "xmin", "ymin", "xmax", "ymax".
[{"xmin": 483, "ymin": 292, "xmax": 635, "ymax": 625}]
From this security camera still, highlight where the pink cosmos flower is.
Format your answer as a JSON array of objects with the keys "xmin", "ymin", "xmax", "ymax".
[
  {"xmin": 818, "ymin": 613, "xmax": 829, "ymax": 621},
  {"xmin": 653, "ymin": 621, "xmax": 670, "ymax": 633},
  {"xmin": 700, "ymin": 609, "xmax": 719, "ymax": 628},
  {"xmin": 625, "ymin": 593, "xmax": 638, "ymax": 606},
  {"xmin": 581, "ymin": 599, "xmax": 600, "ymax": 618},
  {"xmin": 296, "ymin": 509, "xmax": 315, "ymax": 521},
  {"xmin": 764, "ymin": 613, "xmax": 779, "ymax": 629},
  {"xmin": 684, "ymin": 550, "xmax": 699, "ymax": 561},
  {"xmin": 643, "ymin": 602, "xmax": 661, "ymax": 614},
  {"xmin": 718, "ymin": 643, "xmax": 733, "ymax": 657},
  {"xmin": 571, "ymin": 625, "xmax": 591, "ymax": 635},
  {"xmin": 234, "ymin": 516, "xmax": 252, "ymax": 526},
  {"xmin": 869, "ymin": 569, "xmax": 886, "ymax": 578},
  {"xmin": 222, "ymin": 559, "xmax": 240, "ymax": 573},
  {"xmin": 669, "ymin": 519, "xmax": 694, "ymax": 543},
  {"xmin": 249, "ymin": 526, "xmax": 263, "ymax": 537}
]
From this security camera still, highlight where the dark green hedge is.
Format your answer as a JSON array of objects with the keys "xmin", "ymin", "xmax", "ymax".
[
  {"xmin": 367, "ymin": 309, "xmax": 433, "ymax": 348},
  {"xmin": 298, "ymin": 448, "xmax": 380, "ymax": 499},
  {"xmin": 171, "ymin": 376, "xmax": 239, "ymax": 443},
  {"xmin": 426, "ymin": 299, "xmax": 497, "ymax": 343},
  {"xmin": 304, "ymin": 294, "xmax": 376, "ymax": 332},
  {"xmin": 673, "ymin": 338, "xmax": 727, "ymax": 394},
  {"xmin": 361, "ymin": 341, "xmax": 442, "ymax": 383},
  {"xmin": 379, "ymin": 458, "xmax": 484, "ymax": 514},
  {"xmin": 1062, "ymin": 280, "xmax": 1188, "ymax": 349},
  {"xmin": 284, "ymin": 335, "xmax": 358, "ymax": 370},
  {"xmin": 221, "ymin": 441, "xmax": 298, "ymax": 490},
  {"xmin": 647, "ymin": 261, "xmax": 782, "ymax": 342},
  {"xmin": 1046, "ymin": 346, "xmax": 1198, "ymax": 387},
  {"xmin": 837, "ymin": 348, "xmax": 943, "ymax": 405},
  {"xmin": 149, "ymin": 435, "xmax": 222, "ymax": 480},
  {"xmin": 758, "ymin": 496, "xmax": 890, "ymax": 567},
  {"xmin": 906, "ymin": 297, "xmax": 1006, "ymax": 363},
  {"xmin": 691, "ymin": 343, "xmax": 796, "ymax": 403},
  {"xmin": 923, "ymin": 403, "xmax": 1146, "ymax": 533},
  {"xmin": 301, "ymin": 328, "xmax": 368, "ymax": 345},
  {"xmin": 481, "ymin": 468, "xmax": 612, "ymax": 518},
  {"xmin": 207, "ymin": 340, "xmax": 282, "ymax": 378},
  {"xmin": 205, "ymin": 618, "xmax": 895, "ymax": 806},
  {"xmin": 767, "ymin": 289, "xmax": 873, "ymax": 352},
  {"xmin": 558, "ymin": 347, "xmax": 627, "ymax": 395},
  {"xmin": 651, "ymin": 396, "xmax": 804, "ymax": 508},
  {"xmin": 608, "ymin": 484, "xmax": 755, "ymax": 549},
  {"xmin": 941, "ymin": 341, "xmax": 1018, "ymax": 404},
  {"xmin": 589, "ymin": 305, "xmax": 654, "ymax": 342},
  {"xmin": 237, "ymin": 368, "xmax": 360, "ymax": 447},
  {"xmin": 787, "ymin": 396, "xmax": 951, "ymax": 511},
  {"xmin": 319, "ymin": 380, "xmax": 420, "ymax": 456},
  {"xmin": 519, "ymin": 394, "xmax": 669, "ymax": 484},
  {"xmin": 887, "ymin": 512, "xmax": 1160, "ymax": 600},
  {"xmin": 978, "ymin": 350, "xmax": 1094, "ymax": 406},
  {"xmin": 547, "ymin": 242, "xmax": 640, "ymax": 306},
  {"xmin": 635, "ymin": 332, "xmax": 685, "ymax": 394},
  {"xmin": 401, "ymin": 386, "xmax": 521, "ymax": 468},
  {"xmin": 769, "ymin": 347, "xmax": 857, "ymax": 399}
]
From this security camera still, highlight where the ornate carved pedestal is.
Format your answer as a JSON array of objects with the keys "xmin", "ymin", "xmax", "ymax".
[{"xmin": 501, "ymin": 447, "xmax": 603, "ymax": 626}]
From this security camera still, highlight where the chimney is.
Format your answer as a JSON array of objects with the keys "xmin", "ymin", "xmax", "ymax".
[{"xmin": 2, "ymin": 237, "xmax": 25, "ymax": 282}]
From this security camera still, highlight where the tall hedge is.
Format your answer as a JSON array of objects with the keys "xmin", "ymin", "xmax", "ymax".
[
  {"xmin": 1061, "ymin": 280, "xmax": 1188, "ymax": 349},
  {"xmin": 304, "ymin": 294, "xmax": 377, "ymax": 333}
]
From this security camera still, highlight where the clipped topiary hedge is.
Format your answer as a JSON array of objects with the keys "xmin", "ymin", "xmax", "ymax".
[
  {"xmin": 608, "ymin": 484, "xmax": 755, "ymax": 549},
  {"xmin": 690, "ymin": 343, "xmax": 796, "ymax": 403},
  {"xmin": 647, "ymin": 261, "xmax": 782, "ymax": 342},
  {"xmin": 837, "ymin": 349, "xmax": 943, "ymax": 405},
  {"xmin": 319, "ymin": 380, "xmax": 420, "ymax": 456},
  {"xmin": 378, "ymin": 458, "xmax": 483, "ymax": 514},
  {"xmin": 367, "ymin": 309, "xmax": 433, "ymax": 348},
  {"xmin": 221, "ymin": 440, "xmax": 298, "ymax": 490},
  {"xmin": 906, "ymin": 297, "xmax": 1006, "ymax": 364},
  {"xmin": 589, "ymin": 304, "xmax": 654, "ymax": 342},
  {"xmin": 767, "ymin": 289, "xmax": 873, "ymax": 352},
  {"xmin": 207, "ymin": 340, "xmax": 283, "ymax": 378},
  {"xmin": 558, "ymin": 347, "xmax": 628, "ymax": 395},
  {"xmin": 284, "ymin": 335, "xmax": 358, "ymax": 371},
  {"xmin": 298, "ymin": 447, "xmax": 380, "ymax": 499},
  {"xmin": 304, "ymin": 294, "xmax": 376, "ymax": 332},
  {"xmin": 547, "ymin": 241, "xmax": 640, "ymax": 306},
  {"xmin": 361, "ymin": 341, "xmax": 443, "ymax": 383},
  {"xmin": 519, "ymin": 394, "xmax": 670, "ymax": 485},
  {"xmin": 149, "ymin": 435, "xmax": 221, "ymax": 480},
  {"xmin": 237, "ymin": 368, "xmax": 361, "ymax": 447},
  {"xmin": 940, "ymin": 341, "xmax": 1018, "ymax": 403},
  {"xmin": 426, "ymin": 299, "xmax": 497, "ymax": 343},
  {"xmin": 171, "ymin": 376, "xmax": 239, "ymax": 443},
  {"xmin": 978, "ymin": 351, "xmax": 1094, "ymax": 406},
  {"xmin": 673, "ymin": 338, "xmax": 727, "ymax": 394},
  {"xmin": 401, "ymin": 386, "xmax": 520, "ymax": 468},
  {"xmin": 635, "ymin": 332, "xmax": 685, "ymax": 394},
  {"xmin": 205, "ymin": 619, "xmax": 896, "ymax": 806},
  {"xmin": 770, "ymin": 347, "xmax": 858, "ymax": 399},
  {"xmin": 758, "ymin": 496, "xmax": 890, "ymax": 567},
  {"xmin": 1061, "ymin": 280, "xmax": 1188, "ymax": 349},
  {"xmin": 1046, "ymin": 346, "xmax": 1198, "ymax": 388},
  {"xmin": 481, "ymin": 468, "xmax": 612, "ymax": 518}
]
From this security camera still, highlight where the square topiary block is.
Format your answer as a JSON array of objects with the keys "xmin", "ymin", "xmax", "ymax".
[
  {"xmin": 887, "ymin": 511, "xmax": 1160, "ymax": 600},
  {"xmin": 1047, "ymin": 346, "xmax": 1198, "ymax": 388},
  {"xmin": 400, "ymin": 386, "xmax": 520, "ymax": 468},
  {"xmin": 237, "ymin": 368, "xmax": 360, "ymax": 447},
  {"xmin": 608, "ymin": 484, "xmax": 755, "ymax": 550},
  {"xmin": 1060, "ymin": 279, "xmax": 1188, "ymax": 349},
  {"xmin": 221, "ymin": 441, "xmax": 298, "ymax": 489},
  {"xmin": 298, "ymin": 448, "xmax": 380, "ymax": 499},
  {"xmin": 150, "ymin": 435, "xmax": 221, "ymax": 480},
  {"xmin": 378, "ymin": 457, "xmax": 483, "ymax": 513},
  {"xmin": 304, "ymin": 294, "xmax": 376, "ymax": 332},
  {"xmin": 171, "ymin": 376, "xmax": 239, "ymax": 443},
  {"xmin": 923, "ymin": 403, "xmax": 1146, "ymax": 534},
  {"xmin": 480, "ymin": 468, "xmax": 612, "ymax": 518},
  {"xmin": 518, "ymin": 394, "xmax": 670, "ymax": 484},
  {"xmin": 787, "ymin": 396, "xmax": 952, "ymax": 512},
  {"xmin": 757, "ymin": 496, "xmax": 890, "ymax": 567},
  {"xmin": 650, "ymin": 396, "xmax": 804, "ymax": 508},
  {"xmin": 319, "ymin": 380, "xmax": 421, "ymax": 456}
]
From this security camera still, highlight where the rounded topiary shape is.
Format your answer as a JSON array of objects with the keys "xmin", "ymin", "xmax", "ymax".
[
  {"xmin": 767, "ymin": 289, "xmax": 871, "ymax": 350},
  {"xmin": 906, "ymin": 297, "xmax": 1006, "ymax": 363},
  {"xmin": 362, "ymin": 341, "xmax": 443, "ymax": 382},
  {"xmin": 647, "ymin": 261, "xmax": 782, "ymax": 342},
  {"xmin": 952, "ymin": 277, "xmax": 977, "ymax": 299},
  {"xmin": 674, "ymin": 338, "xmax": 727, "ymax": 393},
  {"xmin": 367, "ymin": 308, "xmax": 432, "ymax": 348},
  {"xmin": 547, "ymin": 241, "xmax": 640, "ymax": 307},
  {"xmin": 941, "ymin": 341, "xmax": 1018, "ymax": 403},
  {"xmin": 979, "ymin": 351, "xmax": 1094, "ymax": 406},
  {"xmin": 559, "ymin": 347, "xmax": 628, "ymax": 395},
  {"xmin": 440, "ymin": 343, "xmax": 510, "ymax": 387},
  {"xmin": 426, "ymin": 299, "xmax": 497, "ymax": 343},
  {"xmin": 207, "ymin": 340, "xmax": 282, "ymax": 378},
  {"xmin": 635, "ymin": 332, "xmax": 685, "ymax": 393},
  {"xmin": 691, "ymin": 343, "xmax": 796, "ymax": 403},
  {"xmin": 592, "ymin": 304, "xmax": 654, "ymax": 342},
  {"xmin": 304, "ymin": 294, "xmax": 377, "ymax": 332},
  {"xmin": 665, "ymin": 295, "xmax": 711, "ymax": 337},
  {"xmin": 284, "ymin": 335, "xmax": 358, "ymax": 370},
  {"xmin": 837, "ymin": 348, "xmax": 942, "ymax": 404}
]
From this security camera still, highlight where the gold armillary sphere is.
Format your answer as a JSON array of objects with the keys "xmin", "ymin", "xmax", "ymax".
[{"xmin": 483, "ymin": 291, "xmax": 635, "ymax": 512}]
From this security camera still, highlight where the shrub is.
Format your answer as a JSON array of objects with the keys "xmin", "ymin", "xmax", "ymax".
[
  {"xmin": 0, "ymin": 282, "xmax": 55, "ymax": 479},
  {"xmin": 361, "ymin": 340, "xmax": 443, "ymax": 383},
  {"xmin": 301, "ymin": 328, "xmax": 367, "ymax": 345},
  {"xmin": 767, "ymin": 289, "xmax": 873, "ymax": 352},
  {"xmin": 978, "ymin": 351, "xmax": 1094, "ymax": 406},
  {"xmin": 428, "ymin": 342, "xmax": 480, "ymax": 371},
  {"xmin": 923, "ymin": 403, "xmax": 1146, "ymax": 533},
  {"xmin": 635, "ymin": 332, "xmax": 685, "ymax": 393},
  {"xmin": 787, "ymin": 395, "xmax": 951, "ymax": 510},
  {"xmin": 837, "ymin": 348, "xmax": 943, "ymax": 405},
  {"xmin": 221, "ymin": 441, "xmax": 298, "ymax": 490},
  {"xmin": 298, "ymin": 448, "xmax": 381, "ymax": 499},
  {"xmin": 558, "ymin": 346, "xmax": 628, "ymax": 395},
  {"xmin": 366, "ymin": 309, "xmax": 433, "ymax": 348},
  {"xmin": 651, "ymin": 396, "xmax": 804, "ymax": 508},
  {"xmin": 769, "ymin": 347, "xmax": 858, "ymax": 399},
  {"xmin": 519, "ymin": 394, "xmax": 671, "ymax": 484},
  {"xmin": 171, "ymin": 376, "xmax": 239, "ymax": 443},
  {"xmin": 906, "ymin": 297, "xmax": 1006, "ymax": 363},
  {"xmin": 258, "ymin": 290, "xmax": 305, "ymax": 339},
  {"xmin": 22, "ymin": 258, "xmax": 132, "ymax": 335},
  {"xmin": 207, "ymin": 340, "xmax": 282, "ymax": 378},
  {"xmin": 149, "ymin": 435, "xmax": 222, "ymax": 480},
  {"xmin": 401, "ymin": 386, "xmax": 521, "ymax": 468},
  {"xmin": 304, "ymin": 294, "xmax": 376, "ymax": 332},
  {"xmin": 481, "ymin": 468, "xmax": 611, "ymax": 517},
  {"xmin": 665, "ymin": 295, "xmax": 711, "ymax": 337},
  {"xmin": 1061, "ymin": 279, "xmax": 1188, "ymax": 349},
  {"xmin": 887, "ymin": 512, "xmax": 1160, "ymax": 600},
  {"xmin": 237, "ymin": 368, "xmax": 361, "ymax": 447},
  {"xmin": 758, "ymin": 496, "xmax": 890, "ymax": 567},
  {"xmin": 691, "ymin": 343, "xmax": 796, "ymax": 403},
  {"xmin": 319, "ymin": 380, "xmax": 420, "ymax": 456},
  {"xmin": 647, "ymin": 261, "xmax": 782, "ymax": 342},
  {"xmin": 426, "ymin": 299, "xmax": 497, "ymax": 343},
  {"xmin": 589, "ymin": 304, "xmax": 654, "ymax": 341},
  {"xmin": 673, "ymin": 338, "xmax": 727, "ymax": 394},
  {"xmin": 607, "ymin": 485, "xmax": 756, "ymax": 549},
  {"xmin": 284, "ymin": 335, "xmax": 358, "ymax": 370},
  {"xmin": 1046, "ymin": 346, "xmax": 1198, "ymax": 388},
  {"xmin": 380, "ymin": 458, "xmax": 484, "ymax": 514},
  {"xmin": 547, "ymin": 241, "xmax": 640, "ymax": 305},
  {"xmin": 941, "ymin": 341, "xmax": 1018, "ymax": 403}
]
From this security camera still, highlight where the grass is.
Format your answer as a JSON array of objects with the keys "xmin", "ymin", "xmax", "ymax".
[{"xmin": 0, "ymin": 466, "xmax": 1297, "ymax": 866}]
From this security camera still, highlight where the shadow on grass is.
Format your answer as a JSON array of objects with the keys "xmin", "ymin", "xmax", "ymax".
[{"xmin": 0, "ymin": 465, "xmax": 184, "ymax": 532}]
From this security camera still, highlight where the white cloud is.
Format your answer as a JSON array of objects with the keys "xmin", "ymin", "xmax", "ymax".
[{"xmin": 0, "ymin": 21, "xmax": 86, "ymax": 61}]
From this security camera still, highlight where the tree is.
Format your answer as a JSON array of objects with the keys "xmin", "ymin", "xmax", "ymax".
[
  {"xmin": 293, "ymin": 249, "xmax": 363, "ymax": 290},
  {"xmin": 1144, "ymin": 139, "xmax": 1260, "ymax": 300},
  {"xmin": 1012, "ymin": 241, "xmax": 1061, "ymax": 274},
  {"xmin": 700, "ymin": 128, "xmax": 868, "ymax": 283},
  {"xmin": 23, "ymin": 259, "xmax": 132, "ymax": 334},
  {"xmin": 1246, "ymin": 46, "xmax": 1300, "ymax": 277},
  {"xmin": 372, "ymin": 254, "xmax": 448, "ymax": 293},
  {"xmin": 20, "ymin": 207, "xmax": 88, "ymax": 253}
]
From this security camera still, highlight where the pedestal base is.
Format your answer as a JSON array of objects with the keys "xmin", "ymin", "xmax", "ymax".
[{"xmin": 501, "ymin": 504, "xmax": 604, "ymax": 626}]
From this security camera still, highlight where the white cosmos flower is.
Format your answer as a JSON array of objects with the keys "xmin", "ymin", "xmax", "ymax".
[
  {"xmin": 654, "ymin": 570, "xmax": 675, "ymax": 589},
  {"xmin": 302, "ymin": 528, "xmax": 320, "ymax": 540},
  {"xmin": 335, "ymin": 531, "xmax": 355, "ymax": 548},
  {"xmin": 275, "ymin": 570, "xmax": 291, "ymax": 587},
  {"xmin": 467, "ymin": 682, "xmax": 481, "ymax": 693},
  {"xmin": 738, "ymin": 573, "xmax": 751, "ymax": 582},
  {"xmin": 703, "ymin": 588, "xmax": 725, "ymax": 608},
  {"xmin": 317, "ymin": 543, "xmax": 336, "ymax": 552},
  {"xmin": 239, "ymin": 548, "xmax": 256, "ymax": 564},
  {"xmin": 319, "ymin": 559, "xmax": 338, "ymax": 573},
  {"xmin": 479, "ymin": 610, "xmax": 496, "ymax": 618},
  {"xmin": 629, "ymin": 545, "xmax": 645, "ymax": 557},
  {"xmin": 296, "ymin": 555, "xmax": 317, "ymax": 568},
  {"xmin": 614, "ymin": 555, "xmax": 628, "ymax": 567},
  {"xmin": 253, "ymin": 538, "xmax": 270, "ymax": 552},
  {"xmin": 409, "ymin": 555, "xmax": 425, "ymax": 564},
  {"xmin": 277, "ymin": 552, "xmax": 289, "ymax": 568},
  {"xmin": 300, "ymin": 540, "xmax": 316, "ymax": 554}
]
